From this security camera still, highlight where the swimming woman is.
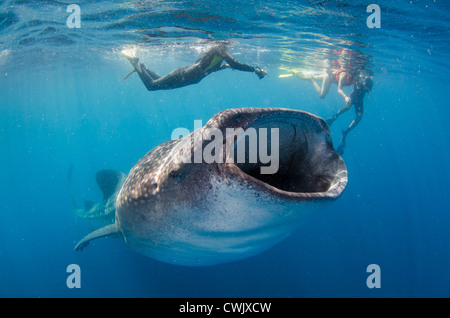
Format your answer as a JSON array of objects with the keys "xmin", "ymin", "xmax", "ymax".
[
  {"xmin": 307, "ymin": 67, "xmax": 356, "ymax": 102},
  {"xmin": 291, "ymin": 49, "xmax": 359, "ymax": 103}
]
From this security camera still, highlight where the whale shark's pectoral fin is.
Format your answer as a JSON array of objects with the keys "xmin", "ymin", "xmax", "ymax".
[{"xmin": 74, "ymin": 224, "xmax": 120, "ymax": 252}]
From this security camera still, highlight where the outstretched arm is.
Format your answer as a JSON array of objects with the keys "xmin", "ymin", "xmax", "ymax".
[
  {"xmin": 221, "ymin": 50, "xmax": 254, "ymax": 72},
  {"xmin": 220, "ymin": 49, "xmax": 267, "ymax": 78}
]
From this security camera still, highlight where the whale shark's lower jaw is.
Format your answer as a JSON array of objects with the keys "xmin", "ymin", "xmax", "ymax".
[
  {"xmin": 121, "ymin": 163, "xmax": 344, "ymax": 266},
  {"xmin": 122, "ymin": 173, "xmax": 307, "ymax": 266}
]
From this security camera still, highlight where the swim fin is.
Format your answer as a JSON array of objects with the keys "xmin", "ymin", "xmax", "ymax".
[
  {"xmin": 326, "ymin": 116, "xmax": 336, "ymax": 127},
  {"xmin": 279, "ymin": 74, "xmax": 294, "ymax": 78},
  {"xmin": 123, "ymin": 69, "xmax": 136, "ymax": 81},
  {"xmin": 336, "ymin": 129, "xmax": 348, "ymax": 155},
  {"xmin": 336, "ymin": 142, "xmax": 345, "ymax": 156}
]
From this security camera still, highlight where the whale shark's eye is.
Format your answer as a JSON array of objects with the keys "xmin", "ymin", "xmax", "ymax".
[{"xmin": 169, "ymin": 170, "xmax": 183, "ymax": 181}]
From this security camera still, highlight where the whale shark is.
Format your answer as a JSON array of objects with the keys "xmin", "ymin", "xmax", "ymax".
[
  {"xmin": 68, "ymin": 167, "xmax": 127, "ymax": 225},
  {"xmin": 74, "ymin": 107, "xmax": 347, "ymax": 266}
]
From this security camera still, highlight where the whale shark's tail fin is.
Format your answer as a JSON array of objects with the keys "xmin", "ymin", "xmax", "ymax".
[
  {"xmin": 74, "ymin": 224, "xmax": 121, "ymax": 251},
  {"xmin": 123, "ymin": 69, "xmax": 136, "ymax": 81}
]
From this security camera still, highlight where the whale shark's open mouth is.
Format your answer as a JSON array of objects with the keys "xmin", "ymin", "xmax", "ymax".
[{"xmin": 219, "ymin": 110, "xmax": 347, "ymax": 198}]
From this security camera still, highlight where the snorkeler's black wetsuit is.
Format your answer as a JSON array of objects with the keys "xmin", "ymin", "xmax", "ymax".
[
  {"xmin": 327, "ymin": 78, "xmax": 370, "ymax": 128},
  {"xmin": 133, "ymin": 45, "xmax": 266, "ymax": 91},
  {"xmin": 346, "ymin": 80, "xmax": 366, "ymax": 116},
  {"xmin": 326, "ymin": 76, "xmax": 372, "ymax": 155}
]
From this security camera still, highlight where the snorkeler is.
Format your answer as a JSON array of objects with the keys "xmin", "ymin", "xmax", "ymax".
[
  {"xmin": 290, "ymin": 60, "xmax": 356, "ymax": 103},
  {"xmin": 306, "ymin": 67, "xmax": 356, "ymax": 102},
  {"xmin": 121, "ymin": 44, "xmax": 268, "ymax": 91},
  {"xmin": 284, "ymin": 49, "xmax": 358, "ymax": 103},
  {"xmin": 326, "ymin": 70, "xmax": 373, "ymax": 155}
]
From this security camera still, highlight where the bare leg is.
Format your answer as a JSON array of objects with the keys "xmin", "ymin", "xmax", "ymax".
[{"xmin": 311, "ymin": 73, "xmax": 331, "ymax": 99}]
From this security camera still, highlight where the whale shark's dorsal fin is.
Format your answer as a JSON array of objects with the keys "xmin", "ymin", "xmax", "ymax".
[
  {"xmin": 74, "ymin": 224, "xmax": 120, "ymax": 251},
  {"xmin": 95, "ymin": 170, "xmax": 125, "ymax": 201}
]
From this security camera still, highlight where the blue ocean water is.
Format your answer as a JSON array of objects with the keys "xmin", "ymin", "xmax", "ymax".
[{"xmin": 1, "ymin": 0, "xmax": 450, "ymax": 298}]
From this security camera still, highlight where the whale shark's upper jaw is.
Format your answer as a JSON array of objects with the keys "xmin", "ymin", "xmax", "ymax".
[{"xmin": 208, "ymin": 107, "xmax": 348, "ymax": 200}]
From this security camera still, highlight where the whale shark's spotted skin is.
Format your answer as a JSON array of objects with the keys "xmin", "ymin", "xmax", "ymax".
[{"xmin": 75, "ymin": 107, "xmax": 347, "ymax": 266}]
